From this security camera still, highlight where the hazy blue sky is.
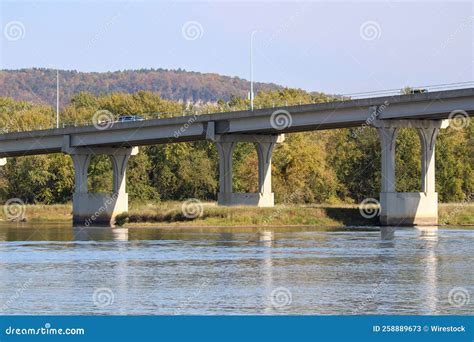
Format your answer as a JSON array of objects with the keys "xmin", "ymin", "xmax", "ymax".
[{"xmin": 1, "ymin": 1, "xmax": 473, "ymax": 94}]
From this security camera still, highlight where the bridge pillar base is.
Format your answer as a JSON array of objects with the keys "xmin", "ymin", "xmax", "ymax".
[
  {"xmin": 214, "ymin": 134, "xmax": 284, "ymax": 208},
  {"xmin": 72, "ymin": 192, "xmax": 129, "ymax": 226},
  {"xmin": 218, "ymin": 192, "xmax": 274, "ymax": 207},
  {"xmin": 372, "ymin": 119, "xmax": 449, "ymax": 226},
  {"xmin": 380, "ymin": 192, "xmax": 438, "ymax": 226},
  {"xmin": 63, "ymin": 140, "xmax": 138, "ymax": 227}
]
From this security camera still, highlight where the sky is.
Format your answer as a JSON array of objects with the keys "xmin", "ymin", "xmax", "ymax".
[{"xmin": 0, "ymin": 0, "xmax": 473, "ymax": 95}]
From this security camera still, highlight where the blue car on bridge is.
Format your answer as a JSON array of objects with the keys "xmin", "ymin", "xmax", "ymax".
[{"xmin": 116, "ymin": 115, "xmax": 145, "ymax": 123}]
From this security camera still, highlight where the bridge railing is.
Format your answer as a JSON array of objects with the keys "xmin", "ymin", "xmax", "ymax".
[
  {"xmin": 1, "ymin": 82, "xmax": 473, "ymax": 134},
  {"xmin": 339, "ymin": 81, "xmax": 474, "ymax": 99}
]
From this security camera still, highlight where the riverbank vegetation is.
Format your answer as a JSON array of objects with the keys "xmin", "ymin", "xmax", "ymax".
[
  {"xmin": 0, "ymin": 202, "xmax": 472, "ymax": 227},
  {"xmin": 0, "ymin": 87, "xmax": 472, "ymax": 214}
]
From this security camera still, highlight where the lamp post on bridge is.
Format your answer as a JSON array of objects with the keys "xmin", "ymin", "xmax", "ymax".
[
  {"xmin": 56, "ymin": 69, "xmax": 59, "ymax": 129},
  {"xmin": 250, "ymin": 30, "xmax": 259, "ymax": 111}
]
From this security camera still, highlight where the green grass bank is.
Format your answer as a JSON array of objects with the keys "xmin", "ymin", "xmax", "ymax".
[{"xmin": 0, "ymin": 202, "xmax": 472, "ymax": 227}]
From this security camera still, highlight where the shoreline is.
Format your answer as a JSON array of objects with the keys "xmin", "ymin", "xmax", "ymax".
[{"xmin": 0, "ymin": 202, "xmax": 472, "ymax": 228}]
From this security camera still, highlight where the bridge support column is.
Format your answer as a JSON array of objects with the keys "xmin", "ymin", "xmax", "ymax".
[
  {"xmin": 215, "ymin": 134, "xmax": 284, "ymax": 207},
  {"xmin": 373, "ymin": 119, "xmax": 449, "ymax": 226},
  {"xmin": 63, "ymin": 142, "xmax": 138, "ymax": 226}
]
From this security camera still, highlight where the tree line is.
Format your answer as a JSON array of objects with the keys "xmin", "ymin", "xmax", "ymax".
[{"xmin": 0, "ymin": 89, "xmax": 472, "ymax": 205}]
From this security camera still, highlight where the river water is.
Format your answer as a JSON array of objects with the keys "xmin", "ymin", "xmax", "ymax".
[{"xmin": 0, "ymin": 224, "xmax": 472, "ymax": 315}]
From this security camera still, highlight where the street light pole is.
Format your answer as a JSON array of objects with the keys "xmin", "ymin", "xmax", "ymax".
[
  {"xmin": 250, "ymin": 30, "xmax": 258, "ymax": 111},
  {"xmin": 56, "ymin": 69, "xmax": 59, "ymax": 128}
]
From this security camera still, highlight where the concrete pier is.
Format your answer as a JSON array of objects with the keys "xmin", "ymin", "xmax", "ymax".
[
  {"xmin": 214, "ymin": 134, "xmax": 284, "ymax": 207},
  {"xmin": 373, "ymin": 119, "xmax": 449, "ymax": 225},
  {"xmin": 63, "ymin": 139, "xmax": 138, "ymax": 226}
]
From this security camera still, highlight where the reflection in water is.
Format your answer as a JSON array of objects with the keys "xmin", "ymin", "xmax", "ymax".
[
  {"xmin": 112, "ymin": 228, "xmax": 129, "ymax": 242},
  {"xmin": 258, "ymin": 231, "xmax": 274, "ymax": 313},
  {"xmin": 416, "ymin": 226, "xmax": 439, "ymax": 242},
  {"xmin": 259, "ymin": 231, "xmax": 274, "ymax": 244},
  {"xmin": 380, "ymin": 227, "xmax": 395, "ymax": 241},
  {"xmin": 72, "ymin": 227, "xmax": 129, "ymax": 241},
  {"xmin": 0, "ymin": 223, "xmax": 472, "ymax": 315},
  {"xmin": 416, "ymin": 226, "xmax": 439, "ymax": 314}
]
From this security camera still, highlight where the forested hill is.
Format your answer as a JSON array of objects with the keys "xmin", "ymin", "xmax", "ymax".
[{"xmin": 0, "ymin": 68, "xmax": 282, "ymax": 108}]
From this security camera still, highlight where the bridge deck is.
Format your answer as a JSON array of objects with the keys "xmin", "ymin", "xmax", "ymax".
[{"xmin": 0, "ymin": 88, "xmax": 473, "ymax": 157}]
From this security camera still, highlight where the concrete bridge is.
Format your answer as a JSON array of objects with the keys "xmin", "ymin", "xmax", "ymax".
[{"xmin": 1, "ymin": 88, "xmax": 473, "ymax": 226}]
